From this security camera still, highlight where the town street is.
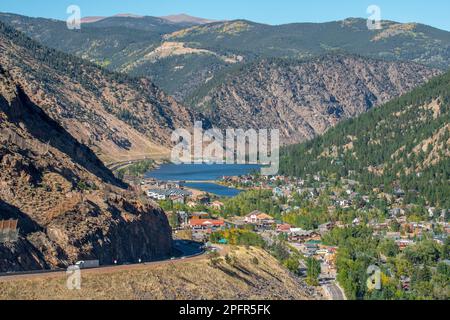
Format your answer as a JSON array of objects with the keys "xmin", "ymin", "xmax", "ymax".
[{"xmin": 321, "ymin": 280, "xmax": 346, "ymax": 300}]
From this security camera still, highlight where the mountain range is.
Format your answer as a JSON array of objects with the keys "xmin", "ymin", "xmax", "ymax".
[
  {"xmin": 189, "ymin": 55, "xmax": 440, "ymax": 144},
  {"xmin": 1, "ymin": 13, "xmax": 450, "ymax": 102},
  {"xmin": 80, "ymin": 13, "xmax": 216, "ymax": 26},
  {"xmin": 0, "ymin": 20, "xmax": 203, "ymax": 163},
  {"xmin": 0, "ymin": 15, "xmax": 442, "ymax": 149}
]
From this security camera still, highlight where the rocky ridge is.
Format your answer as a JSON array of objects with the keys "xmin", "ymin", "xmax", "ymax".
[{"xmin": 0, "ymin": 21, "xmax": 202, "ymax": 162}]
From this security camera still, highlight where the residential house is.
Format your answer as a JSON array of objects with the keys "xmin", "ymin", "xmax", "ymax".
[
  {"xmin": 389, "ymin": 208, "xmax": 404, "ymax": 217},
  {"xmin": 147, "ymin": 188, "xmax": 192, "ymax": 201},
  {"xmin": 396, "ymin": 239, "xmax": 415, "ymax": 250},
  {"xmin": 244, "ymin": 211, "xmax": 272, "ymax": 224},
  {"xmin": 189, "ymin": 219, "xmax": 225, "ymax": 231},
  {"xmin": 276, "ymin": 224, "xmax": 292, "ymax": 233},
  {"xmin": 289, "ymin": 229, "xmax": 318, "ymax": 242}
]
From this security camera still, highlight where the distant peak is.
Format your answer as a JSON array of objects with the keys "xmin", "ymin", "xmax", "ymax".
[
  {"xmin": 114, "ymin": 13, "xmax": 144, "ymax": 18},
  {"xmin": 81, "ymin": 13, "xmax": 143, "ymax": 24},
  {"xmin": 80, "ymin": 16, "xmax": 105, "ymax": 24},
  {"xmin": 159, "ymin": 13, "xmax": 217, "ymax": 25}
]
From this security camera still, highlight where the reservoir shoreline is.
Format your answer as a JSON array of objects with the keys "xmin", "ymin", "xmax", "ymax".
[{"xmin": 145, "ymin": 164, "xmax": 260, "ymax": 197}]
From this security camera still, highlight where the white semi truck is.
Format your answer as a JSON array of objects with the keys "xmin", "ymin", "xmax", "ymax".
[{"xmin": 75, "ymin": 260, "xmax": 100, "ymax": 269}]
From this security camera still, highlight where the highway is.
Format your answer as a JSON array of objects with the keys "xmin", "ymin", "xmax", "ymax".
[
  {"xmin": 0, "ymin": 240, "xmax": 207, "ymax": 282},
  {"xmin": 106, "ymin": 158, "xmax": 151, "ymax": 172}
]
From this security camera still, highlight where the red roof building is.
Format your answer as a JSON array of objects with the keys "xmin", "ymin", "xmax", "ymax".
[
  {"xmin": 277, "ymin": 223, "xmax": 292, "ymax": 233},
  {"xmin": 189, "ymin": 219, "xmax": 225, "ymax": 230}
]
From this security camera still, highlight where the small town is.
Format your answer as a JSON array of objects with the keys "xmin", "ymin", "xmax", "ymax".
[{"xmin": 136, "ymin": 172, "xmax": 449, "ymax": 299}]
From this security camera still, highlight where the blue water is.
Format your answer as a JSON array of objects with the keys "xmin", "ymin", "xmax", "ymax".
[
  {"xmin": 145, "ymin": 164, "xmax": 260, "ymax": 197},
  {"xmin": 184, "ymin": 182, "xmax": 242, "ymax": 197}
]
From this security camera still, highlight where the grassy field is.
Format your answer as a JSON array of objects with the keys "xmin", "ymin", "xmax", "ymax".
[{"xmin": 0, "ymin": 247, "xmax": 321, "ymax": 300}]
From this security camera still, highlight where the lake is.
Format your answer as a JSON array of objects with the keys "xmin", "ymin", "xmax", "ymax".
[{"xmin": 145, "ymin": 163, "xmax": 260, "ymax": 197}]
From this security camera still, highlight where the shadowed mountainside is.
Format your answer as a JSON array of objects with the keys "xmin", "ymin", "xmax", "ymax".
[{"xmin": 0, "ymin": 67, "xmax": 173, "ymax": 272}]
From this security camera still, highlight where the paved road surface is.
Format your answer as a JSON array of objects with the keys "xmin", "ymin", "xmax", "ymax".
[
  {"xmin": 107, "ymin": 159, "xmax": 150, "ymax": 172},
  {"xmin": 324, "ymin": 282, "xmax": 346, "ymax": 300}
]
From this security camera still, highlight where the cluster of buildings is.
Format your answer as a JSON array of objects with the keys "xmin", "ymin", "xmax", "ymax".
[
  {"xmin": 369, "ymin": 217, "xmax": 449, "ymax": 248},
  {"xmin": 275, "ymin": 221, "xmax": 337, "ymax": 272},
  {"xmin": 141, "ymin": 179, "xmax": 192, "ymax": 202},
  {"xmin": 225, "ymin": 210, "xmax": 276, "ymax": 231},
  {"xmin": 220, "ymin": 173, "xmax": 449, "ymax": 273},
  {"xmin": 186, "ymin": 214, "xmax": 225, "ymax": 242},
  {"xmin": 179, "ymin": 210, "xmax": 277, "ymax": 242},
  {"xmin": 142, "ymin": 172, "xmax": 448, "ymax": 279},
  {"xmin": 146, "ymin": 188, "xmax": 192, "ymax": 201}
]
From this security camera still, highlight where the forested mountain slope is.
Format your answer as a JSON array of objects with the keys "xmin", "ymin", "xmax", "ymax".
[{"xmin": 280, "ymin": 71, "xmax": 450, "ymax": 207}]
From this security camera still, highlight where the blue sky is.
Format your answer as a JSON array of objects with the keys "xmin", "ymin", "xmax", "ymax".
[{"xmin": 1, "ymin": 0, "xmax": 449, "ymax": 31}]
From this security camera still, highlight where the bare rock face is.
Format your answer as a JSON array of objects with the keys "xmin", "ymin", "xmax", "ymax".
[
  {"xmin": 0, "ymin": 67, "xmax": 173, "ymax": 272},
  {"xmin": 197, "ymin": 55, "xmax": 441, "ymax": 144}
]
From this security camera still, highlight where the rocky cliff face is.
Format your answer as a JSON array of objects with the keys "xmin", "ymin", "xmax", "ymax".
[
  {"xmin": 0, "ymin": 21, "xmax": 203, "ymax": 163},
  {"xmin": 0, "ymin": 67, "xmax": 173, "ymax": 272},
  {"xmin": 194, "ymin": 55, "xmax": 441, "ymax": 144}
]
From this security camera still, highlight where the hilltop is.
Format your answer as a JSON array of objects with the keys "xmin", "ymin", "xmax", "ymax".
[
  {"xmin": 160, "ymin": 14, "xmax": 217, "ymax": 25},
  {"xmin": 80, "ymin": 13, "xmax": 214, "ymax": 26}
]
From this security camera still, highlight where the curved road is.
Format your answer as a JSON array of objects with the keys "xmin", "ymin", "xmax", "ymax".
[
  {"xmin": 325, "ymin": 282, "xmax": 346, "ymax": 300},
  {"xmin": 0, "ymin": 240, "xmax": 207, "ymax": 282},
  {"xmin": 106, "ymin": 158, "xmax": 151, "ymax": 172}
]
